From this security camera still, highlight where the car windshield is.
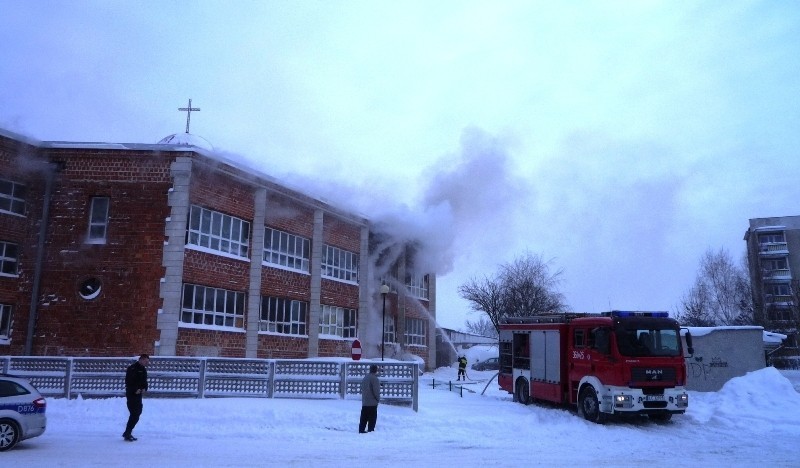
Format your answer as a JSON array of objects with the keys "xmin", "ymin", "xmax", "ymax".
[{"xmin": 616, "ymin": 327, "xmax": 681, "ymax": 357}]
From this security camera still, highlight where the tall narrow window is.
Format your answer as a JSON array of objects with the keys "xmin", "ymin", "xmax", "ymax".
[
  {"xmin": 87, "ymin": 197, "xmax": 110, "ymax": 244},
  {"xmin": 0, "ymin": 304, "xmax": 11, "ymax": 340},
  {"xmin": 0, "ymin": 178, "xmax": 26, "ymax": 216},
  {"xmin": 0, "ymin": 241, "xmax": 19, "ymax": 277}
]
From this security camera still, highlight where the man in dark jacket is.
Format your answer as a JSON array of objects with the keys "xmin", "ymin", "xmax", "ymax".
[
  {"xmin": 359, "ymin": 364, "xmax": 380, "ymax": 433},
  {"xmin": 122, "ymin": 354, "xmax": 149, "ymax": 441}
]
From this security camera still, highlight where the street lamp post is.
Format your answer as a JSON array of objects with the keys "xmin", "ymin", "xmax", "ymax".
[{"xmin": 380, "ymin": 284, "xmax": 390, "ymax": 361}]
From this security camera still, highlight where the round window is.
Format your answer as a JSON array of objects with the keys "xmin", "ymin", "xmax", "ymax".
[{"xmin": 79, "ymin": 277, "xmax": 102, "ymax": 300}]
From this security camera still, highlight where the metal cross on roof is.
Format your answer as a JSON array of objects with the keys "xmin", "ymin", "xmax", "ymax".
[{"xmin": 178, "ymin": 99, "xmax": 200, "ymax": 133}]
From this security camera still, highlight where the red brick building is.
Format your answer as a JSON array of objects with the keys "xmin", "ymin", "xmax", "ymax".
[{"xmin": 0, "ymin": 128, "xmax": 436, "ymax": 368}]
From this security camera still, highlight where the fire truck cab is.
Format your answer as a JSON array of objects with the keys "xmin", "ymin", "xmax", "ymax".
[{"xmin": 498, "ymin": 311, "xmax": 692, "ymax": 423}]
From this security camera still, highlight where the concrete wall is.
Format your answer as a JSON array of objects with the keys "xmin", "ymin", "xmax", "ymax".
[{"xmin": 684, "ymin": 326, "xmax": 765, "ymax": 392}]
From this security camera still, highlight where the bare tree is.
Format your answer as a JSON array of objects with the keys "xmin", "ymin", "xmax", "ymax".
[
  {"xmin": 498, "ymin": 252, "xmax": 565, "ymax": 317},
  {"xmin": 458, "ymin": 275, "xmax": 505, "ymax": 332},
  {"xmin": 464, "ymin": 316, "xmax": 499, "ymax": 339},
  {"xmin": 676, "ymin": 248, "xmax": 753, "ymax": 326},
  {"xmin": 458, "ymin": 252, "xmax": 565, "ymax": 331}
]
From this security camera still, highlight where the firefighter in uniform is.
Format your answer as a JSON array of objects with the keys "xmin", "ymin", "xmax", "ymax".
[{"xmin": 457, "ymin": 355, "xmax": 467, "ymax": 381}]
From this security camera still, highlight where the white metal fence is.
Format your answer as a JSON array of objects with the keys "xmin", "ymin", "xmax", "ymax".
[{"xmin": 0, "ymin": 356, "xmax": 418, "ymax": 411}]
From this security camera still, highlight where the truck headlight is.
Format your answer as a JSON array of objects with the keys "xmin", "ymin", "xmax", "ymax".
[
  {"xmin": 614, "ymin": 394, "xmax": 633, "ymax": 409},
  {"xmin": 676, "ymin": 393, "xmax": 688, "ymax": 408}
]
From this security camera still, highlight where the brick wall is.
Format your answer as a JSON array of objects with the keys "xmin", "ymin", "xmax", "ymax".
[
  {"xmin": 0, "ymin": 137, "xmax": 49, "ymax": 354},
  {"xmin": 28, "ymin": 150, "xmax": 173, "ymax": 356}
]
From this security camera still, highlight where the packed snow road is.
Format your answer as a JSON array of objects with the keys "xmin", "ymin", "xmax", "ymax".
[{"xmin": 4, "ymin": 367, "xmax": 799, "ymax": 467}]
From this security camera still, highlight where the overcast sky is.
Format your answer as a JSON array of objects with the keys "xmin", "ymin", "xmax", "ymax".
[{"xmin": 2, "ymin": 1, "xmax": 799, "ymax": 330}]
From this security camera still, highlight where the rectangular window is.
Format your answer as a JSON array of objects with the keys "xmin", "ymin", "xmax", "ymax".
[
  {"xmin": 319, "ymin": 304, "xmax": 358, "ymax": 338},
  {"xmin": 180, "ymin": 283, "xmax": 245, "ymax": 329},
  {"xmin": 0, "ymin": 304, "xmax": 12, "ymax": 340},
  {"xmin": 384, "ymin": 316, "xmax": 396, "ymax": 344},
  {"xmin": 0, "ymin": 241, "xmax": 19, "ymax": 276},
  {"xmin": 758, "ymin": 232, "xmax": 785, "ymax": 244},
  {"xmin": 87, "ymin": 197, "xmax": 110, "ymax": 243},
  {"xmin": 321, "ymin": 245, "xmax": 358, "ymax": 283},
  {"xmin": 187, "ymin": 205, "xmax": 250, "ymax": 258},
  {"xmin": 573, "ymin": 329, "xmax": 585, "ymax": 348},
  {"xmin": 0, "ymin": 178, "xmax": 26, "ymax": 216},
  {"xmin": 762, "ymin": 258, "xmax": 788, "ymax": 270},
  {"xmin": 404, "ymin": 318, "xmax": 427, "ymax": 346},
  {"xmin": 765, "ymin": 283, "xmax": 791, "ymax": 296},
  {"xmin": 768, "ymin": 307, "xmax": 793, "ymax": 322},
  {"xmin": 259, "ymin": 296, "xmax": 307, "ymax": 336},
  {"xmin": 406, "ymin": 274, "xmax": 429, "ymax": 299},
  {"xmin": 263, "ymin": 227, "xmax": 310, "ymax": 272}
]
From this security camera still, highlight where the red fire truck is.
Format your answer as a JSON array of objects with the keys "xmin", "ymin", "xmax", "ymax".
[{"xmin": 498, "ymin": 311, "xmax": 694, "ymax": 423}]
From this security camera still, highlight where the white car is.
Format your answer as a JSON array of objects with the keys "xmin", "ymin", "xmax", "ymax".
[{"xmin": 0, "ymin": 374, "xmax": 47, "ymax": 451}]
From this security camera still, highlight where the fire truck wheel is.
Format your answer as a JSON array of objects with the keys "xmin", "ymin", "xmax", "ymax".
[
  {"xmin": 515, "ymin": 378, "xmax": 530, "ymax": 405},
  {"xmin": 579, "ymin": 386, "xmax": 606, "ymax": 424}
]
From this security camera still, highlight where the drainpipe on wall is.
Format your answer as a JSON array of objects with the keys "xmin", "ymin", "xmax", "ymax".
[{"xmin": 25, "ymin": 163, "xmax": 57, "ymax": 355}]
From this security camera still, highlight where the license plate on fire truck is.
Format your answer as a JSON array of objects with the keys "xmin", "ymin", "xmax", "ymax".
[{"xmin": 644, "ymin": 395, "xmax": 664, "ymax": 401}]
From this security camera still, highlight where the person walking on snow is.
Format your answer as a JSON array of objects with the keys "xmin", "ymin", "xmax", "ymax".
[
  {"xmin": 359, "ymin": 364, "xmax": 381, "ymax": 433},
  {"xmin": 122, "ymin": 354, "xmax": 149, "ymax": 441},
  {"xmin": 457, "ymin": 355, "xmax": 467, "ymax": 381}
]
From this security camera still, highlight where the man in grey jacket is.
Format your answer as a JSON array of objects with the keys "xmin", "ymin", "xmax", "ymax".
[{"xmin": 359, "ymin": 364, "xmax": 381, "ymax": 433}]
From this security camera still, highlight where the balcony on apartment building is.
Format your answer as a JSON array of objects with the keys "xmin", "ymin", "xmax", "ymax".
[
  {"xmin": 763, "ymin": 268, "xmax": 792, "ymax": 281},
  {"xmin": 764, "ymin": 294, "xmax": 793, "ymax": 305},
  {"xmin": 758, "ymin": 241, "xmax": 789, "ymax": 255}
]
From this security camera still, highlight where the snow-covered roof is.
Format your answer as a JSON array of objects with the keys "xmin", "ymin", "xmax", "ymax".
[{"xmin": 157, "ymin": 132, "xmax": 214, "ymax": 151}]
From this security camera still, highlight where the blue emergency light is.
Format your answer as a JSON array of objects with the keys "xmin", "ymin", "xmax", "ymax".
[{"xmin": 606, "ymin": 310, "xmax": 669, "ymax": 318}]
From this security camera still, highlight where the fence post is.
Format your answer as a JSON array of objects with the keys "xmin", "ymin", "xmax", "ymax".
[
  {"xmin": 412, "ymin": 363, "xmax": 418, "ymax": 412},
  {"xmin": 198, "ymin": 358, "xmax": 206, "ymax": 398},
  {"xmin": 65, "ymin": 357, "xmax": 73, "ymax": 399},
  {"xmin": 339, "ymin": 362, "xmax": 347, "ymax": 400},
  {"xmin": 267, "ymin": 360, "xmax": 274, "ymax": 399}
]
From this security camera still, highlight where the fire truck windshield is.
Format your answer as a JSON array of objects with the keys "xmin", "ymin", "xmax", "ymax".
[{"xmin": 616, "ymin": 327, "xmax": 681, "ymax": 357}]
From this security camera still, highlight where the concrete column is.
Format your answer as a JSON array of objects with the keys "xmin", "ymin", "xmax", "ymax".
[
  {"xmin": 307, "ymin": 209, "xmax": 324, "ymax": 357},
  {"xmin": 245, "ymin": 188, "xmax": 267, "ymax": 358},
  {"xmin": 157, "ymin": 157, "xmax": 192, "ymax": 356}
]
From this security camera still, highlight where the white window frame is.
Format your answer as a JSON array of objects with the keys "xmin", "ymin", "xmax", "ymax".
[
  {"xmin": 383, "ymin": 316, "xmax": 396, "ymax": 344},
  {"xmin": 0, "ymin": 178, "xmax": 26, "ymax": 216},
  {"xmin": 187, "ymin": 205, "xmax": 250, "ymax": 259},
  {"xmin": 319, "ymin": 304, "xmax": 358, "ymax": 338},
  {"xmin": 180, "ymin": 283, "xmax": 245, "ymax": 329},
  {"xmin": 0, "ymin": 241, "xmax": 19, "ymax": 277},
  {"xmin": 406, "ymin": 274, "xmax": 429, "ymax": 299},
  {"xmin": 0, "ymin": 303, "xmax": 12, "ymax": 340},
  {"xmin": 321, "ymin": 245, "xmax": 358, "ymax": 283},
  {"xmin": 259, "ymin": 297, "xmax": 308, "ymax": 336},
  {"xmin": 404, "ymin": 318, "xmax": 427, "ymax": 347},
  {"xmin": 263, "ymin": 227, "xmax": 310, "ymax": 273},
  {"xmin": 86, "ymin": 197, "xmax": 110, "ymax": 244}
]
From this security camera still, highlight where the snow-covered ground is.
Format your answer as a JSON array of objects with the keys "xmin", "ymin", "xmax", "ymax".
[{"xmin": 5, "ymin": 353, "xmax": 800, "ymax": 467}]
